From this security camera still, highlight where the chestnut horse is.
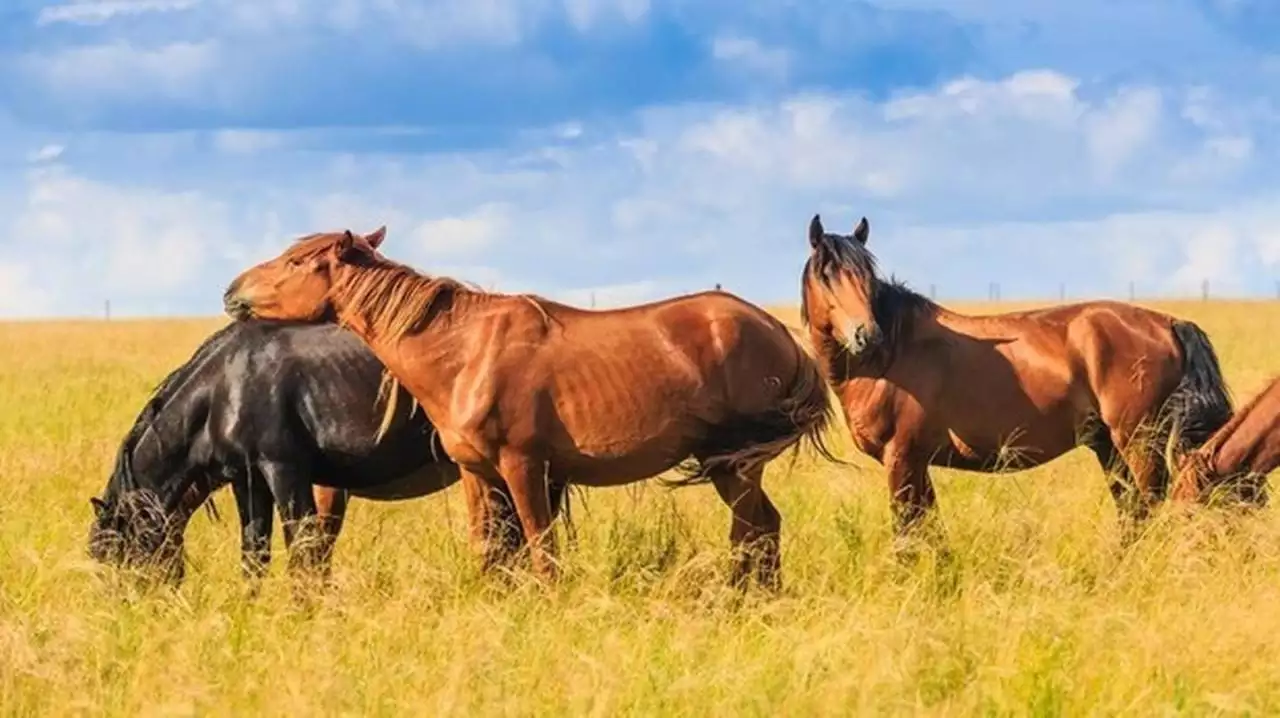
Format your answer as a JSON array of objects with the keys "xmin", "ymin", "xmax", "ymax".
[
  {"xmin": 222, "ymin": 227, "xmax": 836, "ymax": 587},
  {"xmin": 800, "ymin": 214, "xmax": 1232, "ymax": 537},
  {"xmin": 1171, "ymin": 375, "xmax": 1279, "ymax": 506}
]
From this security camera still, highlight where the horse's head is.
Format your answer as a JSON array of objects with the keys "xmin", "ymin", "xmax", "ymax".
[
  {"xmin": 1170, "ymin": 451, "xmax": 1210, "ymax": 503},
  {"xmin": 223, "ymin": 226, "xmax": 387, "ymax": 322},
  {"xmin": 87, "ymin": 428, "xmax": 213, "ymax": 584},
  {"xmin": 1171, "ymin": 451, "xmax": 1270, "ymax": 508},
  {"xmin": 87, "ymin": 489, "xmax": 186, "ymax": 584},
  {"xmin": 800, "ymin": 214, "xmax": 883, "ymax": 359}
]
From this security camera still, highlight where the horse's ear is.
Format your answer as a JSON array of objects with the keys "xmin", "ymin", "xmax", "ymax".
[
  {"xmin": 852, "ymin": 216, "xmax": 869, "ymax": 245},
  {"xmin": 808, "ymin": 214, "xmax": 824, "ymax": 248},
  {"xmin": 337, "ymin": 230, "xmax": 357, "ymax": 260},
  {"xmin": 90, "ymin": 497, "xmax": 106, "ymax": 516},
  {"xmin": 365, "ymin": 225, "xmax": 387, "ymax": 250}
]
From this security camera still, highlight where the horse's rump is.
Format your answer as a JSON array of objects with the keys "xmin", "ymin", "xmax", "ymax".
[{"xmin": 665, "ymin": 313, "xmax": 840, "ymax": 486}]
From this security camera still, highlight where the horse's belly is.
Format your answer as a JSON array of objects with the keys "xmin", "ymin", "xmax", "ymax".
[
  {"xmin": 934, "ymin": 419, "xmax": 1078, "ymax": 472},
  {"xmin": 556, "ymin": 440, "xmax": 697, "ymax": 487},
  {"xmin": 344, "ymin": 465, "xmax": 462, "ymax": 501},
  {"xmin": 560, "ymin": 456, "xmax": 689, "ymax": 487}
]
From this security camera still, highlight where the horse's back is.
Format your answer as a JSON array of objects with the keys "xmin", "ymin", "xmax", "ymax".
[
  {"xmin": 207, "ymin": 321, "xmax": 444, "ymax": 486},
  {"xmin": 1058, "ymin": 302, "xmax": 1182, "ymax": 406},
  {"xmin": 500, "ymin": 291, "xmax": 815, "ymax": 480}
]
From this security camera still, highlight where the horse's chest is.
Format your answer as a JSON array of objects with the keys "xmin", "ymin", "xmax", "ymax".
[{"xmin": 838, "ymin": 382, "xmax": 902, "ymax": 461}]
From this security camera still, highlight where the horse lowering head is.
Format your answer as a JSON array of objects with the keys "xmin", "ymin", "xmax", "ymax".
[
  {"xmin": 1172, "ymin": 451, "xmax": 1270, "ymax": 508},
  {"xmin": 88, "ymin": 488, "xmax": 186, "ymax": 584},
  {"xmin": 223, "ymin": 226, "xmax": 387, "ymax": 322},
  {"xmin": 801, "ymin": 214, "xmax": 882, "ymax": 358}
]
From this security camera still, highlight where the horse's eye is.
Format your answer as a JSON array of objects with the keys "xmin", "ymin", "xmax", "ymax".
[{"xmin": 286, "ymin": 258, "xmax": 302, "ymax": 269}]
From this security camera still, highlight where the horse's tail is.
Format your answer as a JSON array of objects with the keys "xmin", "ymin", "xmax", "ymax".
[
  {"xmin": 779, "ymin": 340, "xmax": 843, "ymax": 468},
  {"xmin": 665, "ymin": 326, "xmax": 844, "ymax": 487},
  {"xmin": 1163, "ymin": 320, "xmax": 1233, "ymax": 460}
]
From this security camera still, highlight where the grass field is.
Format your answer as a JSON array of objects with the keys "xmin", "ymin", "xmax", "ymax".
[{"xmin": 4, "ymin": 301, "xmax": 1280, "ymax": 716}]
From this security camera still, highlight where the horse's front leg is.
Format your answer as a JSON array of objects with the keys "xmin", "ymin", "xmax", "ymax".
[
  {"xmin": 459, "ymin": 466, "xmax": 524, "ymax": 572},
  {"xmin": 231, "ymin": 471, "xmax": 275, "ymax": 582},
  {"xmin": 884, "ymin": 445, "xmax": 940, "ymax": 545},
  {"xmin": 258, "ymin": 462, "xmax": 324, "ymax": 578},
  {"xmin": 497, "ymin": 450, "xmax": 559, "ymax": 582}
]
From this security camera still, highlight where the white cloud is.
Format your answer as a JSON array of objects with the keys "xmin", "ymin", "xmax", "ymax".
[
  {"xmin": 11, "ymin": 167, "xmax": 224, "ymax": 300},
  {"xmin": 711, "ymin": 36, "xmax": 790, "ymax": 81},
  {"xmin": 1085, "ymin": 87, "xmax": 1163, "ymax": 180},
  {"xmin": 37, "ymin": 0, "xmax": 201, "ymax": 26},
  {"xmin": 27, "ymin": 145, "xmax": 66, "ymax": 163},
  {"xmin": 302, "ymin": 192, "xmax": 417, "ymax": 239},
  {"xmin": 1, "ymin": 67, "xmax": 1276, "ymax": 317},
  {"xmin": 563, "ymin": 0, "xmax": 650, "ymax": 31},
  {"xmin": 883, "ymin": 70, "xmax": 1082, "ymax": 125},
  {"xmin": 413, "ymin": 204, "xmax": 509, "ymax": 257},
  {"xmin": 0, "ymin": 262, "xmax": 53, "ymax": 318},
  {"xmin": 212, "ymin": 130, "xmax": 284, "ymax": 155},
  {"xmin": 1169, "ymin": 224, "xmax": 1243, "ymax": 294},
  {"xmin": 22, "ymin": 41, "xmax": 221, "ymax": 105},
  {"xmin": 213, "ymin": 0, "xmax": 649, "ymax": 46}
]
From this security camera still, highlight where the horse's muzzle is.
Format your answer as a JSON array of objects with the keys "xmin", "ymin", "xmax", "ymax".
[
  {"xmin": 222, "ymin": 282, "xmax": 252, "ymax": 320},
  {"xmin": 846, "ymin": 323, "xmax": 883, "ymax": 357}
]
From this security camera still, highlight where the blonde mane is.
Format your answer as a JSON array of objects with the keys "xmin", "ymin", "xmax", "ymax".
[
  {"xmin": 327, "ymin": 249, "xmax": 551, "ymax": 441},
  {"xmin": 374, "ymin": 370, "xmax": 419, "ymax": 444},
  {"xmin": 333, "ymin": 257, "xmax": 465, "ymax": 343}
]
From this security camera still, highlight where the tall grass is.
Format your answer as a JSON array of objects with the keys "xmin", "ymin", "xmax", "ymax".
[{"xmin": 2, "ymin": 303, "xmax": 1280, "ymax": 715}]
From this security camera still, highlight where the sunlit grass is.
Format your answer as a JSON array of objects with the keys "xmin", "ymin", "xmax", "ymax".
[{"xmin": 2, "ymin": 303, "xmax": 1280, "ymax": 715}]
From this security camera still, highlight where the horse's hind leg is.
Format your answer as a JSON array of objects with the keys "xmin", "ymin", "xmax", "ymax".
[
  {"xmin": 710, "ymin": 463, "xmax": 781, "ymax": 591},
  {"xmin": 312, "ymin": 485, "xmax": 348, "ymax": 578},
  {"xmin": 1101, "ymin": 419, "xmax": 1168, "ymax": 545},
  {"xmin": 231, "ymin": 472, "xmax": 274, "ymax": 582},
  {"xmin": 1082, "ymin": 421, "xmax": 1141, "ymax": 518}
]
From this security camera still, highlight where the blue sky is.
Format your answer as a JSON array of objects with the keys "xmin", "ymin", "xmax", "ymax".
[{"xmin": 1, "ymin": 0, "xmax": 1279, "ymax": 317}]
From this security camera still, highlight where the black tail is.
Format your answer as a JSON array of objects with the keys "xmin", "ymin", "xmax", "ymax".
[
  {"xmin": 1163, "ymin": 320, "xmax": 1233, "ymax": 456},
  {"xmin": 663, "ymin": 336, "xmax": 843, "ymax": 488}
]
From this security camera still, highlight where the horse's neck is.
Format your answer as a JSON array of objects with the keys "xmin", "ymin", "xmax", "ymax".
[
  {"xmin": 122, "ymin": 430, "xmax": 203, "ymax": 520},
  {"xmin": 927, "ymin": 305, "xmax": 1010, "ymax": 339},
  {"xmin": 333, "ymin": 291, "xmax": 476, "ymax": 421}
]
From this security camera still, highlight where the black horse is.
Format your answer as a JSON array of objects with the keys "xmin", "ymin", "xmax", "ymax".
[{"xmin": 87, "ymin": 319, "xmax": 549, "ymax": 584}]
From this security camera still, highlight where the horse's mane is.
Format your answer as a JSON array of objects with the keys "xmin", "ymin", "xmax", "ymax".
[
  {"xmin": 104, "ymin": 323, "xmax": 241, "ymax": 500},
  {"xmin": 333, "ymin": 255, "xmax": 468, "ymax": 342},
  {"xmin": 800, "ymin": 231, "xmax": 936, "ymax": 348},
  {"xmin": 335, "ymin": 252, "xmax": 550, "ymax": 343}
]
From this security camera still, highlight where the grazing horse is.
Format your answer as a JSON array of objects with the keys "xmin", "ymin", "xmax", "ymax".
[
  {"xmin": 221, "ymin": 227, "xmax": 836, "ymax": 588},
  {"xmin": 88, "ymin": 320, "xmax": 545, "ymax": 584},
  {"xmin": 799, "ymin": 214, "xmax": 1232, "ymax": 537},
  {"xmin": 1171, "ymin": 375, "xmax": 1279, "ymax": 506}
]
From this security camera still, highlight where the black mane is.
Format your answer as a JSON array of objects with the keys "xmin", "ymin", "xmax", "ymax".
[
  {"xmin": 800, "ymin": 230, "xmax": 935, "ymax": 338},
  {"xmin": 100, "ymin": 322, "xmax": 242, "ymax": 504}
]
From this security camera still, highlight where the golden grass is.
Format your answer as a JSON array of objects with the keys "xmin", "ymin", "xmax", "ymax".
[{"xmin": 3, "ymin": 302, "xmax": 1280, "ymax": 715}]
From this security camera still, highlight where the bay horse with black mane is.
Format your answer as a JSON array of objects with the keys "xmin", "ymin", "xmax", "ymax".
[
  {"xmin": 1171, "ymin": 375, "xmax": 1279, "ymax": 507},
  {"xmin": 88, "ymin": 319, "xmax": 550, "ymax": 585},
  {"xmin": 222, "ymin": 227, "xmax": 837, "ymax": 588},
  {"xmin": 799, "ymin": 214, "xmax": 1232, "ymax": 538}
]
